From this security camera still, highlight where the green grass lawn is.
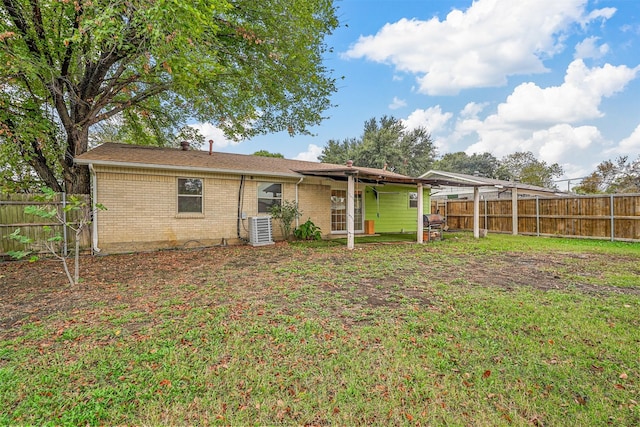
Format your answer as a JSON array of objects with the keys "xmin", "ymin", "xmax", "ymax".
[{"xmin": 1, "ymin": 233, "xmax": 639, "ymax": 425}]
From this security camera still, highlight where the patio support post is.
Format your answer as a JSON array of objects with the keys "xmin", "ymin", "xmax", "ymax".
[
  {"xmin": 512, "ymin": 187, "xmax": 519, "ymax": 235},
  {"xmin": 417, "ymin": 183, "xmax": 424, "ymax": 243},
  {"xmin": 346, "ymin": 171, "xmax": 356, "ymax": 250},
  {"xmin": 473, "ymin": 186, "xmax": 480, "ymax": 239}
]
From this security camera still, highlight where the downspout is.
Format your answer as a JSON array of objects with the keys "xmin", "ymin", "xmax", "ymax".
[
  {"xmin": 88, "ymin": 164, "xmax": 101, "ymax": 253},
  {"xmin": 295, "ymin": 176, "xmax": 304, "ymax": 227},
  {"xmin": 237, "ymin": 175, "xmax": 245, "ymax": 240}
]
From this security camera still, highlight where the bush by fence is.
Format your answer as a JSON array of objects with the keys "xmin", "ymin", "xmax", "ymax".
[
  {"xmin": 432, "ymin": 193, "xmax": 640, "ymax": 242},
  {"xmin": 1, "ymin": 193, "xmax": 91, "ymax": 256}
]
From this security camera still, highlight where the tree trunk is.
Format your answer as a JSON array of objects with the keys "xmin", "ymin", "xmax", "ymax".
[
  {"xmin": 65, "ymin": 164, "xmax": 91, "ymax": 195},
  {"xmin": 62, "ymin": 125, "xmax": 91, "ymax": 194}
]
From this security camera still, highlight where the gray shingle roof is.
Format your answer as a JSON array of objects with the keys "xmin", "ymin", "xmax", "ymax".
[{"xmin": 75, "ymin": 143, "xmax": 422, "ymax": 184}]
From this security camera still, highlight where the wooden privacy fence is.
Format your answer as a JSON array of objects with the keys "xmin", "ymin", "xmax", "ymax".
[
  {"xmin": 432, "ymin": 193, "xmax": 640, "ymax": 242},
  {"xmin": 0, "ymin": 193, "xmax": 91, "ymax": 256}
]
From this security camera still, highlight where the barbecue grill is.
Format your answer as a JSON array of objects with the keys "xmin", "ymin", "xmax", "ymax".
[{"xmin": 423, "ymin": 213, "xmax": 445, "ymax": 241}]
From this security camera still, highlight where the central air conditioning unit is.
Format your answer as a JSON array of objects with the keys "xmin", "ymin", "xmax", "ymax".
[{"xmin": 248, "ymin": 216, "xmax": 274, "ymax": 246}]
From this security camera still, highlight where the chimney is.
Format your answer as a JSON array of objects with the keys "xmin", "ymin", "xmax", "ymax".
[
  {"xmin": 383, "ymin": 163, "xmax": 387, "ymax": 171},
  {"xmin": 180, "ymin": 141, "xmax": 190, "ymax": 151},
  {"xmin": 346, "ymin": 159, "xmax": 353, "ymax": 167},
  {"xmin": 209, "ymin": 139, "xmax": 214, "ymax": 155}
]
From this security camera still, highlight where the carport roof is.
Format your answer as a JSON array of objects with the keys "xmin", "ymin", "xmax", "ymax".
[{"xmin": 419, "ymin": 170, "xmax": 565, "ymax": 196}]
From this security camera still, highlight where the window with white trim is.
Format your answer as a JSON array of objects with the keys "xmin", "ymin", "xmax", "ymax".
[
  {"xmin": 258, "ymin": 182, "xmax": 282, "ymax": 213},
  {"xmin": 409, "ymin": 192, "xmax": 418, "ymax": 208},
  {"xmin": 177, "ymin": 178, "xmax": 203, "ymax": 213}
]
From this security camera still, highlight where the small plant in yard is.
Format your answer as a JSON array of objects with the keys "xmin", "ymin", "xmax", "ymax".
[
  {"xmin": 7, "ymin": 187, "xmax": 105, "ymax": 286},
  {"xmin": 294, "ymin": 218, "xmax": 322, "ymax": 240},
  {"xmin": 269, "ymin": 199, "xmax": 302, "ymax": 240}
]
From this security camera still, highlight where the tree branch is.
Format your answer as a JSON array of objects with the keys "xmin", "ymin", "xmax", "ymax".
[
  {"xmin": 2, "ymin": 0, "xmax": 41, "ymax": 57},
  {"xmin": 29, "ymin": 0, "xmax": 54, "ymax": 67},
  {"xmin": 60, "ymin": 3, "xmax": 83, "ymax": 78},
  {"xmin": 87, "ymin": 82, "xmax": 172, "ymax": 126}
]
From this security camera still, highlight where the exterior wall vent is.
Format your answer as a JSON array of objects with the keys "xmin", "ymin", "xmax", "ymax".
[{"xmin": 248, "ymin": 216, "xmax": 274, "ymax": 246}]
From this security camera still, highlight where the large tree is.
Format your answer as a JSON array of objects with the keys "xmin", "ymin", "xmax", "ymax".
[
  {"xmin": 433, "ymin": 151, "xmax": 499, "ymax": 177},
  {"xmin": 495, "ymin": 151, "xmax": 563, "ymax": 189},
  {"xmin": 319, "ymin": 116, "xmax": 436, "ymax": 176},
  {"xmin": 0, "ymin": 0, "xmax": 338, "ymax": 193}
]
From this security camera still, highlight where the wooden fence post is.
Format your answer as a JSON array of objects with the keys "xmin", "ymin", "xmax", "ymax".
[
  {"xmin": 610, "ymin": 194, "xmax": 615, "ymax": 242},
  {"xmin": 512, "ymin": 187, "xmax": 518, "ymax": 235},
  {"xmin": 536, "ymin": 196, "xmax": 540, "ymax": 237}
]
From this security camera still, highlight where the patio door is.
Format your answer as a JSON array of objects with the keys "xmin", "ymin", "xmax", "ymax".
[{"xmin": 331, "ymin": 189, "xmax": 363, "ymax": 233}]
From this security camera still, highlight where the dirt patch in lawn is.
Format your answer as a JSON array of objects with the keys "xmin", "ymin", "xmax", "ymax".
[{"xmin": 1, "ymin": 242, "xmax": 639, "ymax": 335}]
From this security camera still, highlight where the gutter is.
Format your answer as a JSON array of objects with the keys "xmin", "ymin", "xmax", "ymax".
[
  {"xmin": 88, "ymin": 164, "xmax": 101, "ymax": 253},
  {"xmin": 74, "ymin": 159, "xmax": 305, "ymax": 179}
]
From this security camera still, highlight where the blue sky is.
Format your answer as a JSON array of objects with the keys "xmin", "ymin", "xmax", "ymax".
[{"xmin": 193, "ymin": 0, "xmax": 640, "ymax": 180}]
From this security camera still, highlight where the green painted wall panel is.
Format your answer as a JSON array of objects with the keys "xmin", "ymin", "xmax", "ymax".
[{"xmin": 363, "ymin": 185, "xmax": 430, "ymax": 233}]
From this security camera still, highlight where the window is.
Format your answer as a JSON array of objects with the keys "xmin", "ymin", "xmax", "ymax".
[
  {"xmin": 258, "ymin": 182, "xmax": 282, "ymax": 213},
  {"xmin": 177, "ymin": 178, "xmax": 203, "ymax": 213},
  {"xmin": 409, "ymin": 192, "xmax": 418, "ymax": 208}
]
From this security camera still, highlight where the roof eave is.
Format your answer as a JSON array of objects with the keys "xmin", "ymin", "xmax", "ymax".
[{"xmin": 74, "ymin": 158, "xmax": 305, "ymax": 179}]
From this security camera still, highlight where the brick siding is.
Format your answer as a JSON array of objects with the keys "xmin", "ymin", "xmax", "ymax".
[{"xmin": 94, "ymin": 166, "xmax": 333, "ymax": 253}]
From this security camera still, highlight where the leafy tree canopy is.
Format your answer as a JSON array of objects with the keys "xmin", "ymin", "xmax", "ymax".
[
  {"xmin": 433, "ymin": 151, "xmax": 499, "ymax": 177},
  {"xmin": 574, "ymin": 156, "xmax": 640, "ymax": 194},
  {"xmin": 0, "ymin": 0, "xmax": 339, "ymax": 193},
  {"xmin": 319, "ymin": 116, "xmax": 436, "ymax": 176},
  {"xmin": 495, "ymin": 152, "xmax": 563, "ymax": 189},
  {"xmin": 253, "ymin": 150, "xmax": 284, "ymax": 158}
]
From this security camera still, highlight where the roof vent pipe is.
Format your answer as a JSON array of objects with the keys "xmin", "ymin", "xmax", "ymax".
[
  {"xmin": 209, "ymin": 139, "xmax": 214, "ymax": 155},
  {"xmin": 180, "ymin": 141, "xmax": 190, "ymax": 151}
]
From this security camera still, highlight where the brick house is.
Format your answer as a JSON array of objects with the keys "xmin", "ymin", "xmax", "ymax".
[{"xmin": 75, "ymin": 143, "xmax": 431, "ymax": 253}]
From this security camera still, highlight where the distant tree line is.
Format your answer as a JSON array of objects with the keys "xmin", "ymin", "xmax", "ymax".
[
  {"xmin": 319, "ymin": 116, "xmax": 565, "ymax": 190},
  {"xmin": 573, "ymin": 156, "xmax": 640, "ymax": 194}
]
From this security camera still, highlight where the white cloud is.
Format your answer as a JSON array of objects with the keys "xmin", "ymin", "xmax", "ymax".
[
  {"xmin": 293, "ymin": 144, "xmax": 323, "ymax": 162},
  {"xmin": 402, "ymin": 106, "xmax": 453, "ymax": 134},
  {"xmin": 389, "ymin": 96, "xmax": 407, "ymax": 110},
  {"xmin": 343, "ymin": 0, "xmax": 616, "ymax": 95},
  {"xmin": 493, "ymin": 60, "xmax": 639, "ymax": 125},
  {"xmin": 453, "ymin": 59, "xmax": 640, "ymax": 176},
  {"xmin": 621, "ymin": 23, "xmax": 640, "ymax": 35},
  {"xmin": 189, "ymin": 123, "xmax": 238, "ymax": 149},
  {"xmin": 574, "ymin": 36, "xmax": 609, "ymax": 59},
  {"xmin": 460, "ymin": 102, "xmax": 488, "ymax": 119},
  {"xmin": 463, "ymin": 123, "xmax": 606, "ymax": 177},
  {"xmin": 606, "ymin": 124, "xmax": 640, "ymax": 156},
  {"xmin": 582, "ymin": 7, "xmax": 616, "ymax": 27},
  {"xmin": 531, "ymin": 124, "xmax": 603, "ymax": 164}
]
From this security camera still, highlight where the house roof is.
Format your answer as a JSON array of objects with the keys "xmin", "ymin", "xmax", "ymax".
[
  {"xmin": 74, "ymin": 143, "xmax": 427, "ymax": 185},
  {"xmin": 419, "ymin": 170, "xmax": 565, "ymax": 196}
]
